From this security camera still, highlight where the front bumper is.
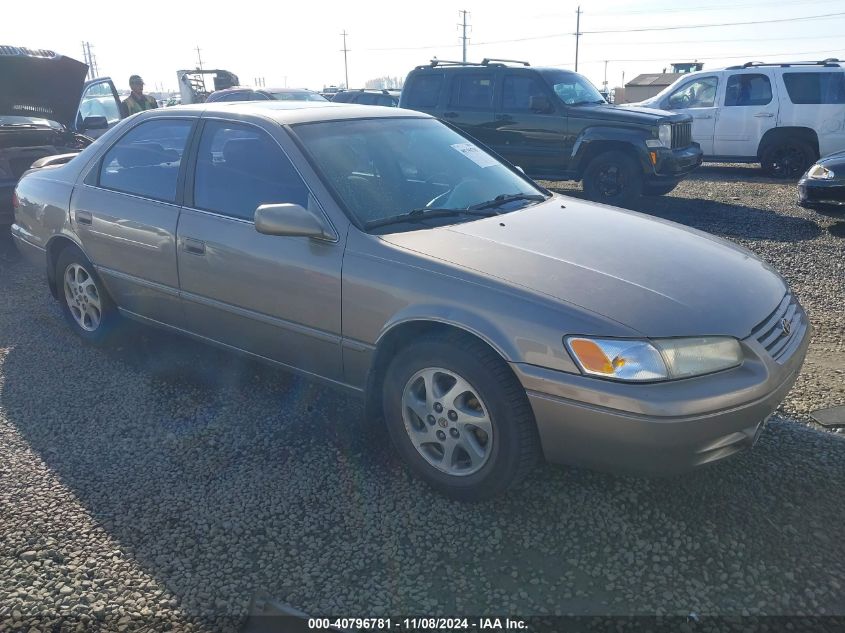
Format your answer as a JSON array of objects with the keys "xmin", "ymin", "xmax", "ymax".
[
  {"xmin": 798, "ymin": 177, "xmax": 845, "ymax": 209},
  {"xmin": 648, "ymin": 142, "xmax": 703, "ymax": 183},
  {"xmin": 513, "ymin": 311, "xmax": 810, "ymax": 474}
]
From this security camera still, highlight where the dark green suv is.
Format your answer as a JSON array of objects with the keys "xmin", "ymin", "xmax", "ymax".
[{"xmin": 399, "ymin": 59, "xmax": 703, "ymax": 205}]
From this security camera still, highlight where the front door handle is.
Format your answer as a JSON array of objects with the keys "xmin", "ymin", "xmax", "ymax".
[
  {"xmin": 694, "ymin": 114, "xmax": 713, "ymax": 119},
  {"xmin": 754, "ymin": 112, "xmax": 775, "ymax": 118},
  {"xmin": 495, "ymin": 114, "xmax": 513, "ymax": 121},
  {"xmin": 443, "ymin": 111, "xmax": 458, "ymax": 118},
  {"xmin": 183, "ymin": 238, "xmax": 206, "ymax": 255},
  {"xmin": 75, "ymin": 211, "xmax": 93, "ymax": 225}
]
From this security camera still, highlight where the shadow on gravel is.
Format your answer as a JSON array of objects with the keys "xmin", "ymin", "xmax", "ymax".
[
  {"xmin": 2, "ymin": 266, "xmax": 845, "ymax": 624},
  {"xmin": 826, "ymin": 221, "xmax": 845, "ymax": 238},
  {"xmin": 548, "ymin": 187, "xmax": 822, "ymax": 243}
]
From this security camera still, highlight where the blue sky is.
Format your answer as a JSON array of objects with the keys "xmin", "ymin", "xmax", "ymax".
[{"xmin": 6, "ymin": 0, "xmax": 845, "ymax": 92}]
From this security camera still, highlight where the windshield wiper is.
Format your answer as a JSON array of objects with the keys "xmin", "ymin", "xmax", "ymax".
[
  {"xmin": 364, "ymin": 207, "xmax": 497, "ymax": 230},
  {"xmin": 468, "ymin": 193, "xmax": 547, "ymax": 211}
]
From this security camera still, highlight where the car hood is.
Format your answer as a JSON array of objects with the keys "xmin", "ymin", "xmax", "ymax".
[
  {"xmin": 379, "ymin": 198, "xmax": 787, "ymax": 339},
  {"xmin": 818, "ymin": 149, "xmax": 845, "ymax": 166},
  {"xmin": 0, "ymin": 46, "xmax": 88, "ymax": 128},
  {"xmin": 577, "ymin": 103, "xmax": 689, "ymax": 125}
]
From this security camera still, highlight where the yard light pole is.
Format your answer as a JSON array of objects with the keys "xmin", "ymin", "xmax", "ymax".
[
  {"xmin": 574, "ymin": 6, "xmax": 581, "ymax": 72},
  {"xmin": 341, "ymin": 31, "xmax": 350, "ymax": 89}
]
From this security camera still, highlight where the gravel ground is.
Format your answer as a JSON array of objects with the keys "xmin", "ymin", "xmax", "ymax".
[{"xmin": 1, "ymin": 164, "xmax": 844, "ymax": 632}]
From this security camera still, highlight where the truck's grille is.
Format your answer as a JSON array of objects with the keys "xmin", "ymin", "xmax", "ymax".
[
  {"xmin": 750, "ymin": 293, "xmax": 807, "ymax": 363},
  {"xmin": 671, "ymin": 122, "xmax": 692, "ymax": 149}
]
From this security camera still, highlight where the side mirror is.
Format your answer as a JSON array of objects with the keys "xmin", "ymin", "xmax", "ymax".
[
  {"xmin": 81, "ymin": 115, "xmax": 109, "ymax": 131},
  {"xmin": 529, "ymin": 95, "xmax": 552, "ymax": 113},
  {"xmin": 254, "ymin": 203, "xmax": 335, "ymax": 240}
]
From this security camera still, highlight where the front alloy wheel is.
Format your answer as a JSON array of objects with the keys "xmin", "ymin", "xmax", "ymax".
[
  {"xmin": 382, "ymin": 333, "xmax": 541, "ymax": 501},
  {"xmin": 401, "ymin": 367, "xmax": 493, "ymax": 476}
]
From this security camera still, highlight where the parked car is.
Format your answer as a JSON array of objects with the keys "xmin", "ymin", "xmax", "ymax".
[
  {"xmin": 207, "ymin": 87, "xmax": 327, "ymax": 103},
  {"xmin": 399, "ymin": 58, "xmax": 703, "ymax": 206},
  {"xmin": 331, "ymin": 89, "xmax": 400, "ymax": 107},
  {"xmin": 12, "ymin": 102, "xmax": 808, "ymax": 500},
  {"xmin": 798, "ymin": 150, "xmax": 845, "ymax": 212},
  {"xmin": 632, "ymin": 59, "xmax": 845, "ymax": 178},
  {"xmin": 1, "ymin": 44, "xmax": 121, "ymax": 229}
]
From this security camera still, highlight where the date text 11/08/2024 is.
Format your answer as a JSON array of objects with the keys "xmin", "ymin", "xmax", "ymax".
[{"xmin": 307, "ymin": 618, "xmax": 528, "ymax": 630}]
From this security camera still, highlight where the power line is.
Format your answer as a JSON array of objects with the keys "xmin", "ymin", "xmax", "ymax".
[
  {"xmin": 362, "ymin": 12, "xmax": 845, "ymax": 52},
  {"xmin": 580, "ymin": 10, "xmax": 845, "ymax": 34},
  {"xmin": 547, "ymin": 46, "xmax": 844, "ymax": 67},
  {"xmin": 531, "ymin": 0, "xmax": 839, "ymax": 19}
]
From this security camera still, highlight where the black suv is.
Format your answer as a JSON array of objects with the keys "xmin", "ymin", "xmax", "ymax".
[{"xmin": 399, "ymin": 59, "xmax": 703, "ymax": 205}]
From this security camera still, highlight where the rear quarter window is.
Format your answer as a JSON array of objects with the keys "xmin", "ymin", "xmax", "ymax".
[
  {"xmin": 783, "ymin": 72, "xmax": 845, "ymax": 104},
  {"xmin": 403, "ymin": 74, "xmax": 444, "ymax": 109}
]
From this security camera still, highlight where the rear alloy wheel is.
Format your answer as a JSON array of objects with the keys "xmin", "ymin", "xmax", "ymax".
[
  {"xmin": 56, "ymin": 245, "xmax": 119, "ymax": 344},
  {"xmin": 382, "ymin": 334, "xmax": 540, "ymax": 501},
  {"xmin": 582, "ymin": 151, "xmax": 643, "ymax": 207},
  {"xmin": 761, "ymin": 138, "xmax": 815, "ymax": 179}
]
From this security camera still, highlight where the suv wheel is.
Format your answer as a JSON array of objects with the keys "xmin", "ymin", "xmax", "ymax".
[
  {"xmin": 381, "ymin": 334, "xmax": 540, "ymax": 501},
  {"xmin": 761, "ymin": 138, "xmax": 815, "ymax": 179},
  {"xmin": 56, "ymin": 245, "xmax": 119, "ymax": 344},
  {"xmin": 582, "ymin": 151, "xmax": 643, "ymax": 206}
]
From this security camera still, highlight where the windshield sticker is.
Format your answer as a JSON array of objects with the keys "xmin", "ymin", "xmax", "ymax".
[{"xmin": 451, "ymin": 143, "xmax": 499, "ymax": 168}]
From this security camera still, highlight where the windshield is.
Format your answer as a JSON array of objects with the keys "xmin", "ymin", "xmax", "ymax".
[
  {"xmin": 293, "ymin": 117, "xmax": 546, "ymax": 232},
  {"xmin": 270, "ymin": 91, "xmax": 328, "ymax": 102},
  {"xmin": 540, "ymin": 69, "xmax": 606, "ymax": 105}
]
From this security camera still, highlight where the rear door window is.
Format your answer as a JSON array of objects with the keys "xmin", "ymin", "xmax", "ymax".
[
  {"xmin": 404, "ymin": 74, "xmax": 444, "ymax": 108},
  {"xmin": 98, "ymin": 119, "xmax": 193, "ymax": 202},
  {"xmin": 449, "ymin": 74, "xmax": 495, "ymax": 110},
  {"xmin": 782, "ymin": 72, "xmax": 845, "ymax": 104},
  {"xmin": 724, "ymin": 74, "xmax": 773, "ymax": 106},
  {"xmin": 193, "ymin": 121, "xmax": 309, "ymax": 221}
]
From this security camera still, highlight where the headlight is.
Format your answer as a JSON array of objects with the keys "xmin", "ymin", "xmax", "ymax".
[
  {"xmin": 658, "ymin": 123, "xmax": 672, "ymax": 147},
  {"xmin": 565, "ymin": 336, "xmax": 741, "ymax": 382},
  {"xmin": 806, "ymin": 164, "xmax": 835, "ymax": 180}
]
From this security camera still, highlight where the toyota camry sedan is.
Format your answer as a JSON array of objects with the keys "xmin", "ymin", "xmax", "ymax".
[{"xmin": 12, "ymin": 101, "xmax": 810, "ymax": 500}]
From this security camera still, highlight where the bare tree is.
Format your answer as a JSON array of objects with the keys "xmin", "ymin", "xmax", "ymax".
[{"xmin": 363, "ymin": 76, "xmax": 404, "ymax": 90}]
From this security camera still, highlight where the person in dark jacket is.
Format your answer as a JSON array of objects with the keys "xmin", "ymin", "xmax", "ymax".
[{"xmin": 120, "ymin": 75, "xmax": 158, "ymax": 117}]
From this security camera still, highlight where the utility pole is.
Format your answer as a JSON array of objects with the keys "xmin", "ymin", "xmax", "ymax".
[
  {"xmin": 195, "ymin": 46, "xmax": 204, "ymax": 71},
  {"xmin": 574, "ymin": 6, "xmax": 582, "ymax": 72},
  {"xmin": 458, "ymin": 10, "xmax": 470, "ymax": 63},
  {"xmin": 340, "ymin": 31, "xmax": 350, "ymax": 89},
  {"xmin": 603, "ymin": 60, "xmax": 608, "ymax": 90}
]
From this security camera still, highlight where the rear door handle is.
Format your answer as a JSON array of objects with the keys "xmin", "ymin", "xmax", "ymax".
[
  {"xmin": 182, "ymin": 238, "xmax": 206, "ymax": 255},
  {"xmin": 495, "ymin": 114, "xmax": 512, "ymax": 121},
  {"xmin": 754, "ymin": 112, "xmax": 775, "ymax": 118},
  {"xmin": 75, "ymin": 211, "xmax": 93, "ymax": 225},
  {"xmin": 443, "ymin": 111, "xmax": 458, "ymax": 118}
]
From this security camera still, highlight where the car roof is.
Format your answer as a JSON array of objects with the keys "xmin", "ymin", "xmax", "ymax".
[{"xmin": 144, "ymin": 100, "xmax": 432, "ymax": 124}]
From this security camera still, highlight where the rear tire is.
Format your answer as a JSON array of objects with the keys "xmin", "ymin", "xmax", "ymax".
[
  {"xmin": 56, "ymin": 245, "xmax": 120, "ymax": 345},
  {"xmin": 582, "ymin": 151, "xmax": 643, "ymax": 207},
  {"xmin": 760, "ymin": 138, "xmax": 815, "ymax": 179},
  {"xmin": 381, "ymin": 333, "xmax": 541, "ymax": 501}
]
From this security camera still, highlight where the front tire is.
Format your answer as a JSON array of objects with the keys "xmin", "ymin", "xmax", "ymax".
[
  {"xmin": 582, "ymin": 150, "xmax": 643, "ymax": 207},
  {"xmin": 760, "ymin": 138, "xmax": 815, "ymax": 179},
  {"xmin": 56, "ymin": 245, "xmax": 119, "ymax": 344},
  {"xmin": 382, "ymin": 333, "xmax": 541, "ymax": 501}
]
